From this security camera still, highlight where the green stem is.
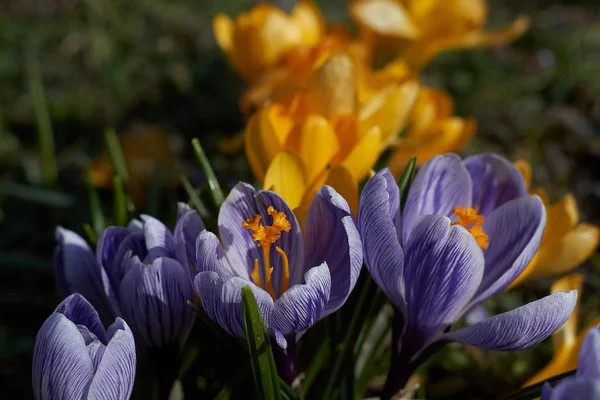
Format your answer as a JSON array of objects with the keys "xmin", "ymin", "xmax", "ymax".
[{"xmin": 191, "ymin": 138, "xmax": 225, "ymax": 208}]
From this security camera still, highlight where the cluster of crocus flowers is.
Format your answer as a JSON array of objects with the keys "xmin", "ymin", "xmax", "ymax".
[
  {"xmin": 245, "ymin": 52, "xmax": 419, "ymax": 213},
  {"xmin": 350, "ymin": 0, "xmax": 530, "ymax": 69},
  {"xmin": 53, "ymin": 203, "xmax": 202, "ymax": 393},
  {"xmin": 508, "ymin": 160, "xmax": 600, "ymax": 287},
  {"xmin": 358, "ymin": 154, "xmax": 577, "ymax": 396},
  {"xmin": 540, "ymin": 323, "xmax": 600, "ymax": 399},
  {"xmin": 525, "ymin": 274, "xmax": 600, "ymax": 387},
  {"xmin": 33, "ymin": 294, "xmax": 136, "ymax": 400},
  {"xmin": 193, "ymin": 182, "xmax": 362, "ymax": 351}
]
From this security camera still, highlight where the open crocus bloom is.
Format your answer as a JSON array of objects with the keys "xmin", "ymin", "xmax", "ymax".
[
  {"xmin": 387, "ymin": 87, "xmax": 476, "ymax": 175},
  {"xmin": 193, "ymin": 183, "xmax": 362, "ymax": 349},
  {"xmin": 525, "ymin": 274, "xmax": 600, "ymax": 387},
  {"xmin": 541, "ymin": 323, "xmax": 600, "ymax": 399},
  {"xmin": 54, "ymin": 203, "xmax": 201, "ymax": 353},
  {"xmin": 245, "ymin": 52, "xmax": 418, "ymax": 212},
  {"xmin": 508, "ymin": 160, "xmax": 600, "ymax": 287},
  {"xmin": 350, "ymin": 0, "xmax": 530, "ymax": 69},
  {"xmin": 213, "ymin": 2, "xmax": 324, "ymax": 83},
  {"xmin": 33, "ymin": 294, "xmax": 136, "ymax": 400},
  {"xmin": 358, "ymin": 153, "xmax": 577, "ymax": 390}
]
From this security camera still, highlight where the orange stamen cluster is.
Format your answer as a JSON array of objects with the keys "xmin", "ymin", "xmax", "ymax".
[
  {"xmin": 242, "ymin": 206, "xmax": 292, "ymax": 299},
  {"xmin": 451, "ymin": 206, "xmax": 489, "ymax": 249}
]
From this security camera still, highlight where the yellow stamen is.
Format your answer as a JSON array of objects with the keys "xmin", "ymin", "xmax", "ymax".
[
  {"xmin": 242, "ymin": 207, "xmax": 292, "ymax": 299},
  {"xmin": 451, "ymin": 206, "xmax": 489, "ymax": 249},
  {"xmin": 276, "ymin": 246, "xmax": 289, "ymax": 293}
]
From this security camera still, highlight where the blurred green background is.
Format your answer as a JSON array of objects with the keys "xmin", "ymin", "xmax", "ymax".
[{"xmin": 1, "ymin": 0, "xmax": 600, "ymax": 398}]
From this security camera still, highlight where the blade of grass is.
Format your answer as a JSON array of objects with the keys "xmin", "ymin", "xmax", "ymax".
[
  {"xmin": 0, "ymin": 180, "xmax": 74, "ymax": 208},
  {"xmin": 397, "ymin": 155, "xmax": 416, "ymax": 208},
  {"xmin": 85, "ymin": 167, "xmax": 106, "ymax": 237},
  {"xmin": 191, "ymin": 138, "xmax": 224, "ymax": 208},
  {"xmin": 323, "ymin": 277, "xmax": 373, "ymax": 399},
  {"xmin": 180, "ymin": 175, "xmax": 210, "ymax": 219},
  {"xmin": 26, "ymin": 58, "xmax": 57, "ymax": 186},
  {"xmin": 104, "ymin": 128, "xmax": 129, "ymax": 184},
  {"xmin": 83, "ymin": 223, "xmax": 97, "ymax": 244},
  {"xmin": 113, "ymin": 175, "xmax": 127, "ymax": 226},
  {"xmin": 500, "ymin": 370, "xmax": 575, "ymax": 400},
  {"xmin": 302, "ymin": 337, "xmax": 331, "ymax": 397},
  {"xmin": 242, "ymin": 286, "xmax": 281, "ymax": 400}
]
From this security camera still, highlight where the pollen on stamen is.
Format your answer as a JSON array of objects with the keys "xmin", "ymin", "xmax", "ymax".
[
  {"xmin": 243, "ymin": 207, "xmax": 291, "ymax": 247},
  {"xmin": 451, "ymin": 206, "xmax": 489, "ymax": 249}
]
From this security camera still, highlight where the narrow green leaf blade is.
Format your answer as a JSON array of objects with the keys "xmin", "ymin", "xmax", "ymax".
[
  {"xmin": 397, "ymin": 155, "xmax": 417, "ymax": 209},
  {"xmin": 180, "ymin": 175, "xmax": 210, "ymax": 219},
  {"xmin": 113, "ymin": 175, "xmax": 127, "ymax": 226},
  {"xmin": 104, "ymin": 128, "xmax": 129, "ymax": 184},
  {"xmin": 500, "ymin": 370, "xmax": 575, "ymax": 400},
  {"xmin": 242, "ymin": 286, "xmax": 281, "ymax": 400},
  {"xmin": 191, "ymin": 138, "xmax": 225, "ymax": 208},
  {"xmin": 85, "ymin": 167, "xmax": 105, "ymax": 237}
]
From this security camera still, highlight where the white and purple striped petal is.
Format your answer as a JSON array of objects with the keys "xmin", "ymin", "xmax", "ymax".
[
  {"xmin": 444, "ymin": 291, "xmax": 577, "ymax": 350},
  {"xmin": 174, "ymin": 203, "xmax": 206, "ymax": 279},
  {"xmin": 303, "ymin": 186, "xmax": 362, "ymax": 315},
  {"xmin": 358, "ymin": 169, "xmax": 406, "ymax": 314},
  {"xmin": 402, "ymin": 154, "xmax": 472, "ymax": 241},
  {"xmin": 464, "ymin": 153, "xmax": 528, "ymax": 217},
  {"xmin": 141, "ymin": 215, "xmax": 175, "ymax": 262},
  {"xmin": 195, "ymin": 230, "xmax": 234, "ymax": 279}
]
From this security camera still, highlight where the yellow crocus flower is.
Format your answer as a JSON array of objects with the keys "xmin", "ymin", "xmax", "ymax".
[
  {"xmin": 349, "ymin": 0, "xmax": 530, "ymax": 69},
  {"xmin": 509, "ymin": 160, "xmax": 600, "ymax": 287},
  {"xmin": 387, "ymin": 87, "xmax": 476, "ymax": 175},
  {"xmin": 524, "ymin": 273, "xmax": 600, "ymax": 387},
  {"xmin": 213, "ymin": 1, "xmax": 324, "ymax": 83},
  {"xmin": 245, "ymin": 53, "xmax": 419, "ymax": 214}
]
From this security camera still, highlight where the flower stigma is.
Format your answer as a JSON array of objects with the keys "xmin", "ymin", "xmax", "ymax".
[
  {"xmin": 451, "ymin": 206, "xmax": 489, "ymax": 249},
  {"xmin": 242, "ymin": 206, "xmax": 292, "ymax": 299}
]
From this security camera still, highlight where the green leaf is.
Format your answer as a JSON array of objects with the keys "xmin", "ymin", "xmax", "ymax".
[
  {"xmin": 397, "ymin": 155, "xmax": 417, "ymax": 209},
  {"xmin": 113, "ymin": 175, "xmax": 127, "ymax": 226},
  {"xmin": 27, "ymin": 58, "xmax": 57, "ymax": 186},
  {"xmin": 0, "ymin": 180, "xmax": 74, "ymax": 208},
  {"xmin": 302, "ymin": 338, "xmax": 330, "ymax": 396},
  {"xmin": 241, "ymin": 286, "xmax": 281, "ymax": 400},
  {"xmin": 180, "ymin": 175, "xmax": 210, "ymax": 219},
  {"xmin": 104, "ymin": 128, "xmax": 129, "ymax": 184},
  {"xmin": 186, "ymin": 300, "xmax": 235, "ymax": 350},
  {"xmin": 191, "ymin": 138, "xmax": 225, "ymax": 208},
  {"xmin": 500, "ymin": 370, "xmax": 575, "ymax": 400}
]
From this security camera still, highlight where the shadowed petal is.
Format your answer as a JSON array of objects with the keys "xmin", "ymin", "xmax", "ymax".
[
  {"xmin": 54, "ymin": 228, "xmax": 115, "ymax": 326},
  {"xmin": 193, "ymin": 272, "xmax": 274, "ymax": 338},
  {"xmin": 444, "ymin": 291, "xmax": 577, "ymax": 351},
  {"xmin": 303, "ymin": 186, "xmax": 362, "ymax": 315},
  {"xmin": 577, "ymin": 324, "xmax": 600, "ymax": 379},
  {"xmin": 87, "ymin": 318, "xmax": 136, "ymax": 400},
  {"xmin": 57, "ymin": 294, "xmax": 106, "ymax": 343},
  {"xmin": 464, "ymin": 153, "xmax": 527, "ymax": 217},
  {"xmin": 402, "ymin": 154, "xmax": 472, "ymax": 241},
  {"xmin": 32, "ymin": 313, "xmax": 94, "ymax": 400},
  {"xmin": 174, "ymin": 203, "xmax": 206, "ymax": 277},
  {"xmin": 96, "ymin": 227, "xmax": 130, "ymax": 275},
  {"xmin": 141, "ymin": 215, "xmax": 175, "ymax": 261},
  {"xmin": 472, "ymin": 195, "xmax": 546, "ymax": 305},
  {"xmin": 403, "ymin": 215, "xmax": 484, "ymax": 348},
  {"xmin": 270, "ymin": 263, "xmax": 331, "ymax": 349},
  {"xmin": 118, "ymin": 257, "xmax": 194, "ymax": 351},
  {"xmin": 195, "ymin": 230, "xmax": 234, "ymax": 279},
  {"xmin": 541, "ymin": 379, "xmax": 600, "ymax": 400},
  {"xmin": 358, "ymin": 169, "xmax": 405, "ymax": 313}
]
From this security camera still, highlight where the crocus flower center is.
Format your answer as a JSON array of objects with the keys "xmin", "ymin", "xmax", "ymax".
[
  {"xmin": 451, "ymin": 206, "xmax": 489, "ymax": 249},
  {"xmin": 242, "ymin": 206, "xmax": 292, "ymax": 299}
]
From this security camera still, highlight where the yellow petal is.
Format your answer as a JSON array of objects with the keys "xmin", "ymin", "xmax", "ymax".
[
  {"xmin": 258, "ymin": 9, "xmax": 303, "ymax": 67},
  {"xmin": 213, "ymin": 14, "xmax": 235, "ymax": 53},
  {"xmin": 263, "ymin": 151, "xmax": 308, "ymax": 209},
  {"xmin": 308, "ymin": 53, "xmax": 357, "ymax": 118},
  {"xmin": 290, "ymin": 2, "xmax": 324, "ymax": 45},
  {"xmin": 550, "ymin": 273, "xmax": 584, "ymax": 353},
  {"xmin": 350, "ymin": 0, "xmax": 419, "ymax": 38},
  {"xmin": 358, "ymin": 80, "xmax": 420, "ymax": 148},
  {"xmin": 529, "ymin": 222, "xmax": 600, "ymax": 279},
  {"xmin": 244, "ymin": 107, "xmax": 287, "ymax": 181},
  {"xmin": 300, "ymin": 164, "xmax": 359, "ymax": 216},
  {"xmin": 342, "ymin": 125, "xmax": 382, "ymax": 181},
  {"xmin": 284, "ymin": 114, "xmax": 340, "ymax": 184},
  {"xmin": 513, "ymin": 160, "xmax": 532, "ymax": 190}
]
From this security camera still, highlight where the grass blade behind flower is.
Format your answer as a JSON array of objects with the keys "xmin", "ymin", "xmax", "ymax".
[{"xmin": 191, "ymin": 138, "xmax": 225, "ymax": 208}]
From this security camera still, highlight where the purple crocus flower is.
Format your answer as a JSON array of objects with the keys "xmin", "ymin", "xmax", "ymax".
[
  {"xmin": 54, "ymin": 203, "xmax": 201, "ymax": 354},
  {"xmin": 358, "ymin": 153, "xmax": 577, "ymax": 396},
  {"xmin": 33, "ymin": 293, "xmax": 136, "ymax": 400},
  {"xmin": 541, "ymin": 324, "xmax": 600, "ymax": 399},
  {"xmin": 193, "ymin": 183, "xmax": 362, "ymax": 352}
]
